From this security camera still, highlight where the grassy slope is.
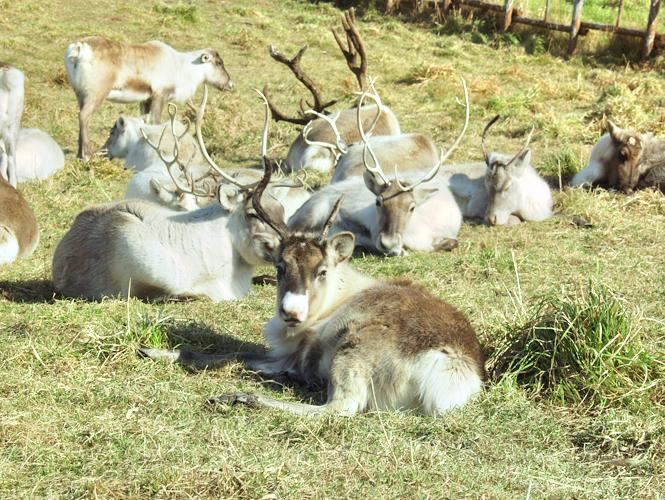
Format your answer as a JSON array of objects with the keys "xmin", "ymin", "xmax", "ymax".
[{"xmin": 1, "ymin": 0, "xmax": 664, "ymax": 497}]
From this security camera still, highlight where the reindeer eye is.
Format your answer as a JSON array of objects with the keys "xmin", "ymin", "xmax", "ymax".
[
  {"xmin": 202, "ymin": 53, "xmax": 211, "ymax": 63},
  {"xmin": 409, "ymin": 203, "xmax": 416, "ymax": 213},
  {"xmin": 275, "ymin": 263, "xmax": 286, "ymax": 278},
  {"xmin": 375, "ymin": 198, "xmax": 382, "ymax": 207},
  {"xmin": 317, "ymin": 268, "xmax": 327, "ymax": 280}
]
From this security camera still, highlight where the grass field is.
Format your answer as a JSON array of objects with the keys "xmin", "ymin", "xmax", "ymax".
[{"xmin": 1, "ymin": 0, "xmax": 664, "ymax": 497}]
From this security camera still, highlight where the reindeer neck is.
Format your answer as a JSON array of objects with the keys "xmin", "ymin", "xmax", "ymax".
[{"xmin": 307, "ymin": 263, "xmax": 377, "ymax": 326}]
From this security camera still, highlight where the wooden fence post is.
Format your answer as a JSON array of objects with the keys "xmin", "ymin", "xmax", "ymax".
[
  {"xmin": 502, "ymin": 0, "xmax": 514, "ymax": 31},
  {"xmin": 643, "ymin": 0, "xmax": 661, "ymax": 59},
  {"xmin": 615, "ymin": 0, "xmax": 624, "ymax": 29},
  {"xmin": 567, "ymin": 0, "xmax": 584, "ymax": 56}
]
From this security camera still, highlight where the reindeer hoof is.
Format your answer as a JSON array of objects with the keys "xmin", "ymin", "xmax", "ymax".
[
  {"xmin": 434, "ymin": 238, "xmax": 458, "ymax": 252},
  {"xmin": 207, "ymin": 392, "xmax": 260, "ymax": 408}
]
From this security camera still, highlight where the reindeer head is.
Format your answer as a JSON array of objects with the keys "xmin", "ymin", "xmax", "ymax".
[
  {"xmin": 358, "ymin": 78, "xmax": 469, "ymax": 255},
  {"xmin": 198, "ymin": 49, "xmax": 234, "ymax": 92},
  {"xmin": 605, "ymin": 121, "xmax": 644, "ymax": 191},
  {"xmin": 481, "ymin": 116, "xmax": 535, "ymax": 225},
  {"xmin": 102, "ymin": 115, "xmax": 142, "ymax": 159}
]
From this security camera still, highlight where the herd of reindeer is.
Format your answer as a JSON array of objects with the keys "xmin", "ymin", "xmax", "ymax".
[{"xmin": 1, "ymin": 9, "xmax": 664, "ymax": 416}]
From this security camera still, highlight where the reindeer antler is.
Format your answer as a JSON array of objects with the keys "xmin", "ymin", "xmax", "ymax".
[
  {"xmin": 318, "ymin": 195, "xmax": 344, "ymax": 244},
  {"xmin": 332, "ymin": 8, "xmax": 368, "ymax": 92},
  {"xmin": 263, "ymin": 45, "xmax": 338, "ymax": 125},
  {"xmin": 359, "ymin": 77, "xmax": 470, "ymax": 193},
  {"xmin": 252, "ymin": 89, "xmax": 289, "ymax": 240},
  {"xmin": 481, "ymin": 115, "xmax": 501, "ymax": 166},
  {"xmin": 301, "ymin": 110, "xmax": 349, "ymax": 161},
  {"xmin": 140, "ymin": 103, "xmax": 215, "ymax": 199}
]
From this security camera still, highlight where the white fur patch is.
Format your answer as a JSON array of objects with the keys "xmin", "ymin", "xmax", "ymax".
[
  {"xmin": 281, "ymin": 292, "xmax": 309, "ymax": 322},
  {"xmin": 413, "ymin": 350, "xmax": 482, "ymax": 415},
  {"xmin": 0, "ymin": 229, "xmax": 19, "ymax": 266}
]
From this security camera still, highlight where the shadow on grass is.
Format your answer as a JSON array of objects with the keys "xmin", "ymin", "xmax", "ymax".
[
  {"xmin": 155, "ymin": 320, "xmax": 326, "ymax": 403},
  {"xmin": 0, "ymin": 279, "xmax": 56, "ymax": 303}
]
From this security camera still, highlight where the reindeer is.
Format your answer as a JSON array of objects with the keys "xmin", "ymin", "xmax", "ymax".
[
  {"xmin": 288, "ymin": 79, "xmax": 469, "ymax": 256},
  {"xmin": 101, "ymin": 114, "xmax": 204, "ymax": 172},
  {"xmin": 52, "ymin": 88, "xmax": 284, "ymax": 302},
  {"xmin": 0, "ymin": 175, "xmax": 39, "ymax": 266},
  {"xmin": 0, "ymin": 62, "xmax": 24, "ymax": 187},
  {"xmin": 65, "ymin": 36, "xmax": 234, "ymax": 159},
  {"xmin": 265, "ymin": 9, "xmax": 401, "ymax": 173},
  {"xmin": 3, "ymin": 129, "xmax": 65, "ymax": 183},
  {"xmin": 571, "ymin": 120, "xmax": 665, "ymax": 192},
  {"xmin": 140, "ymin": 174, "xmax": 486, "ymax": 417},
  {"xmin": 120, "ymin": 102, "xmax": 312, "ymax": 217},
  {"xmin": 329, "ymin": 87, "xmax": 437, "ymax": 183},
  {"xmin": 286, "ymin": 104, "xmax": 401, "ymax": 173},
  {"xmin": 440, "ymin": 116, "xmax": 553, "ymax": 225}
]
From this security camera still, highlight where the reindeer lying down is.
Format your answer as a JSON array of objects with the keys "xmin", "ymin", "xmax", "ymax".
[
  {"xmin": 572, "ymin": 120, "xmax": 665, "ymax": 192},
  {"xmin": 141, "ymin": 169, "xmax": 486, "ymax": 417}
]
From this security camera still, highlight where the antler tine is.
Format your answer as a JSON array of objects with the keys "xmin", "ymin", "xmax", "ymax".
[
  {"xmin": 332, "ymin": 8, "xmax": 368, "ymax": 91},
  {"xmin": 481, "ymin": 115, "xmax": 501, "ymax": 166},
  {"xmin": 140, "ymin": 107, "xmax": 201, "ymax": 197},
  {"xmin": 264, "ymin": 45, "xmax": 338, "ymax": 125},
  {"xmin": 359, "ymin": 77, "xmax": 384, "ymax": 136},
  {"xmin": 252, "ymin": 89, "xmax": 288, "ymax": 240},
  {"xmin": 357, "ymin": 82, "xmax": 391, "ymax": 186},
  {"xmin": 318, "ymin": 195, "xmax": 345, "ymax": 243},
  {"xmin": 188, "ymin": 85, "xmax": 256, "ymax": 189},
  {"xmin": 506, "ymin": 125, "xmax": 535, "ymax": 167},
  {"xmin": 303, "ymin": 110, "xmax": 348, "ymax": 156},
  {"xmin": 395, "ymin": 77, "xmax": 470, "ymax": 192}
]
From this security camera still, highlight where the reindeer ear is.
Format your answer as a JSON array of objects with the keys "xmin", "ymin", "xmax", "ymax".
[
  {"xmin": 363, "ymin": 171, "xmax": 387, "ymax": 196},
  {"xmin": 414, "ymin": 187, "xmax": 439, "ymax": 205},
  {"xmin": 217, "ymin": 185, "xmax": 244, "ymax": 211},
  {"xmin": 327, "ymin": 231, "xmax": 355, "ymax": 264},
  {"xmin": 607, "ymin": 120, "xmax": 621, "ymax": 142},
  {"xmin": 118, "ymin": 116, "xmax": 126, "ymax": 129},
  {"xmin": 512, "ymin": 148, "xmax": 532, "ymax": 170}
]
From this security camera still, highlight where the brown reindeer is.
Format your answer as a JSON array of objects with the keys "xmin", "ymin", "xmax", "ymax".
[
  {"xmin": 572, "ymin": 120, "xmax": 665, "ymax": 192},
  {"xmin": 0, "ymin": 176, "xmax": 39, "ymax": 265},
  {"xmin": 141, "ymin": 159, "xmax": 486, "ymax": 416}
]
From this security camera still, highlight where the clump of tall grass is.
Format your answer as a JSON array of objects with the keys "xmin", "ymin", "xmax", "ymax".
[
  {"xmin": 153, "ymin": 2, "xmax": 198, "ymax": 25},
  {"xmin": 490, "ymin": 281, "xmax": 661, "ymax": 409}
]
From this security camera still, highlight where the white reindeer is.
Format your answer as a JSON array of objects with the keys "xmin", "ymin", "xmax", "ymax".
[
  {"xmin": 0, "ymin": 175, "xmax": 39, "ymax": 266},
  {"xmin": 5, "ymin": 129, "xmax": 65, "ymax": 183},
  {"xmin": 440, "ymin": 115, "xmax": 553, "ymax": 225},
  {"xmin": 286, "ymin": 103, "xmax": 401, "ymax": 173},
  {"xmin": 0, "ymin": 62, "xmax": 24, "ymax": 187},
  {"xmin": 141, "ymin": 195, "xmax": 486, "ymax": 416},
  {"xmin": 52, "ymin": 89, "xmax": 284, "ymax": 302},
  {"xmin": 65, "ymin": 36, "xmax": 234, "ymax": 159},
  {"xmin": 288, "ymin": 79, "xmax": 469, "ymax": 256}
]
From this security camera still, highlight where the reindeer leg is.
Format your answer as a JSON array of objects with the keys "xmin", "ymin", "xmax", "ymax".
[
  {"xmin": 148, "ymin": 94, "xmax": 166, "ymax": 124},
  {"xmin": 433, "ymin": 237, "xmax": 458, "ymax": 252},
  {"xmin": 78, "ymin": 96, "xmax": 105, "ymax": 159}
]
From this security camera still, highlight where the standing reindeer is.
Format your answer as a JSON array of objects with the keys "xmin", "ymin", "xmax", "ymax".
[
  {"xmin": 52, "ymin": 88, "xmax": 284, "ymax": 302},
  {"xmin": 65, "ymin": 36, "xmax": 234, "ymax": 159},
  {"xmin": 0, "ymin": 62, "xmax": 24, "ymax": 187},
  {"xmin": 141, "ymin": 170, "xmax": 486, "ymax": 416},
  {"xmin": 288, "ymin": 80, "xmax": 469, "ymax": 256},
  {"xmin": 571, "ymin": 120, "xmax": 665, "ymax": 192},
  {"xmin": 440, "ymin": 115, "xmax": 553, "ymax": 225}
]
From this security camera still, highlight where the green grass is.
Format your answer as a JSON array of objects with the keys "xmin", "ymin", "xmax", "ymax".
[{"xmin": 1, "ymin": 0, "xmax": 664, "ymax": 496}]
